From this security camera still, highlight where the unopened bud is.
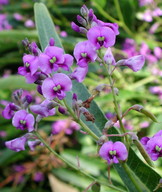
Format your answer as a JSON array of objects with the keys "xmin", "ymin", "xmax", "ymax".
[
  {"xmin": 37, "ymin": 85, "xmax": 43, "ymax": 95},
  {"xmin": 97, "ymin": 135, "xmax": 108, "ymax": 145},
  {"xmin": 79, "ymin": 27, "xmax": 88, "ymax": 34},
  {"xmin": 49, "ymin": 38, "xmax": 55, "ymax": 46},
  {"xmin": 47, "ymin": 101, "xmax": 58, "ymax": 109},
  {"xmin": 88, "ymin": 9, "xmax": 94, "ymax": 23},
  {"xmin": 77, "ymin": 15, "xmax": 87, "ymax": 27},
  {"xmin": 131, "ymin": 104, "xmax": 144, "ymax": 111},
  {"xmin": 71, "ymin": 22, "xmax": 80, "ymax": 32},
  {"xmin": 72, "ymin": 93, "xmax": 78, "ymax": 101},
  {"xmin": 113, "ymin": 87, "xmax": 119, "ymax": 95},
  {"xmin": 104, "ymin": 120, "xmax": 114, "ymax": 130},
  {"xmin": 80, "ymin": 5, "xmax": 89, "ymax": 17},
  {"xmin": 58, "ymin": 106, "xmax": 67, "ymax": 114},
  {"xmin": 22, "ymin": 38, "xmax": 29, "ymax": 47}
]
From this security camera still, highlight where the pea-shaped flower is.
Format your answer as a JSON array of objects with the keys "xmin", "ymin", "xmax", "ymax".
[
  {"xmin": 99, "ymin": 141, "xmax": 128, "ymax": 164},
  {"xmin": 5, "ymin": 136, "xmax": 27, "ymax": 152},
  {"xmin": 42, "ymin": 73, "xmax": 72, "ymax": 100},
  {"xmin": 73, "ymin": 40, "xmax": 97, "ymax": 67},
  {"xmin": 12, "ymin": 110, "xmax": 35, "ymax": 132},
  {"xmin": 87, "ymin": 26, "xmax": 116, "ymax": 49}
]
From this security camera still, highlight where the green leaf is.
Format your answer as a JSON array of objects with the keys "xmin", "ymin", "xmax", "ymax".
[
  {"xmin": 34, "ymin": 3, "xmax": 62, "ymax": 50},
  {"xmin": 34, "ymin": 3, "xmax": 161, "ymax": 191},
  {"xmin": 0, "ymin": 75, "xmax": 36, "ymax": 90}
]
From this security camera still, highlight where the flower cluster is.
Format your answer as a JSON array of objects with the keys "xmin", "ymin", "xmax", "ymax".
[
  {"xmin": 2, "ymin": 5, "xmax": 147, "ymax": 166},
  {"xmin": 141, "ymin": 130, "xmax": 162, "ymax": 161}
]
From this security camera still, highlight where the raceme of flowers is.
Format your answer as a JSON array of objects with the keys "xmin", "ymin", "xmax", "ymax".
[{"xmin": 2, "ymin": 5, "xmax": 161, "ymax": 165}]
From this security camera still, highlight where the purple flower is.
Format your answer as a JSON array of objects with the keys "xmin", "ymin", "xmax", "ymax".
[
  {"xmin": 42, "ymin": 73, "xmax": 72, "ymax": 100},
  {"xmin": 13, "ymin": 13, "xmax": 23, "ymax": 21},
  {"xmin": 87, "ymin": 26, "xmax": 116, "ymax": 49},
  {"xmin": 52, "ymin": 119, "xmax": 80, "ymax": 135},
  {"xmin": 24, "ymin": 19, "xmax": 35, "ymax": 28},
  {"xmin": 70, "ymin": 66, "xmax": 88, "ymax": 82},
  {"xmin": 39, "ymin": 46, "xmax": 73, "ymax": 73},
  {"xmin": 18, "ymin": 54, "xmax": 39, "ymax": 83},
  {"xmin": 33, "ymin": 172, "xmax": 44, "ymax": 182},
  {"xmin": 146, "ymin": 136, "xmax": 162, "ymax": 161},
  {"xmin": 95, "ymin": 19, "xmax": 119, "ymax": 35},
  {"xmin": 99, "ymin": 141, "xmax": 128, "ymax": 164},
  {"xmin": 74, "ymin": 41, "xmax": 97, "ymax": 67},
  {"xmin": 5, "ymin": 136, "xmax": 27, "ymax": 152},
  {"xmin": 138, "ymin": 0, "xmax": 153, "ymax": 6},
  {"xmin": 117, "ymin": 55, "xmax": 145, "ymax": 72},
  {"xmin": 2, "ymin": 103, "xmax": 19, "ymax": 119},
  {"xmin": 12, "ymin": 110, "xmax": 35, "ymax": 132},
  {"xmin": 141, "ymin": 137, "xmax": 150, "ymax": 146},
  {"xmin": 30, "ymin": 99, "xmax": 56, "ymax": 117},
  {"xmin": 140, "ymin": 121, "xmax": 150, "ymax": 128},
  {"xmin": 0, "ymin": 14, "xmax": 12, "ymax": 31},
  {"xmin": 0, "ymin": 0, "xmax": 9, "ymax": 5}
]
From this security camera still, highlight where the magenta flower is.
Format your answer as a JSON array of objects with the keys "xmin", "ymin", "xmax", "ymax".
[
  {"xmin": 99, "ymin": 141, "xmax": 128, "ymax": 164},
  {"xmin": 18, "ymin": 54, "xmax": 39, "ymax": 83},
  {"xmin": 2, "ymin": 103, "xmax": 19, "ymax": 119},
  {"xmin": 87, "ymin": 26, "xmax": 116, "ymax": 49},
  {"xmin": 70, "ymin": 66, "xmax": 88, "ymax": 82},
  {"xmin": 42, "ymin": 73, "xmax": 72, "ymax": 100},
  {"xmin": 12, "ymin": 110, "xmax": 35, "ymax": 132},
  {"xmin": 5, "ymin": 136, "xmax": 27, "ymax": 152},
  {"xmin": 95, "ymin": 19, "xmax": 119, "ymax": 35},
  {"xmin": 74, "ymin": 41, "xmax": 97, "ymax": 67},
  {"xmin": 117, "ymin": 55, "xmax": 145, "ymax": 72},
  {"xmin": 39, "ymin": 46, "xmax": 73, "ymax": 73},
  {"xmin": 146, "ymin": 136, "xmax": 162, "ymax": 161},
  {"xmin": 33, "ymin": 172, "xmax": 44, "ymax": 182},
  {"xmin": 30, "ymin": 99, "xmax": 56, "ymax": 117},
  {"xmin": 52, "ymin": 119, "xmax": 80, "ymax": 135}
]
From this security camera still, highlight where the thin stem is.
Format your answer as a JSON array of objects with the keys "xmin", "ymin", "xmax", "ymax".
[
  {"xmin": 34, "ymin": 131, "xmax": 125, "ymax": 192},
  {"xmin": 102, "ymin": 62, "xmax": 128, "ymax": 142},
  {"xmin": 63, "ymin": 99, "xmax": 99, "ymax": 140},
  {"xmin": 92, "ymin": 2, "xmax": 120, "ymax": 24},
  {"xmin": 122, "ymin": 163, "xmax": 143, "ymax": 192},
  {"xmin": 114, "ymin": 0, "xmax": 134, "ymax": 37}
]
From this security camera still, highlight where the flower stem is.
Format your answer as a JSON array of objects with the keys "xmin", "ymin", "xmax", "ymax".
[
  {"xmin": 121, "ymin": 163, "xmax": 143, "ymax": 192},
  {"xmin": 113, "ymin": 0, "xmax": 135, "ymax": 37},
  {"xmin": 63, "ymin": 99, "xmax": 99, "ymax": 140},
  {"xmin": 102, "ymin": 62, "xmax": 129, "ymax": 145},
  {"xmin": 34, "ymin": 131, "xmax": 125, "ymax": 192}
]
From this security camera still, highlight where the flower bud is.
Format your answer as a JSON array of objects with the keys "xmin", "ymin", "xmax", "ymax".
[
  {"xmin": 58, "ymin": 106, "xmax": 67, "ymax": 114},
  {"xmin": 97, "ymin": 135, "xmax": 108, "ymax": 145},
  {"xmin": 71, "ymin": 22, "xmax": 80, "ymax": 32},
  {"xmin": 77, "ymin": 15, "xmax": 87, "ymax": 27},
  {"xmin": 49, "ymin": 37, "xmax": 55, "ymax": 46},
  {"xmin": 79, "ymin": 27, "xmax": 88, "ymax": 34},
  {"xmin": 80, "ymin": 5, "xmax": 89, "ymax": 17}
]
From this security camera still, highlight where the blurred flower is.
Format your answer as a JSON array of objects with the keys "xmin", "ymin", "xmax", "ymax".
[
  {"xmin": 0, "ymin": 131, "xmax": 7, "ymax": 137},
  {"xmin": 138, "ymin": 0, "xmax": 153, "ymax": 6},
  {"xmin": 13, "ymin": 13, "xmax": 23, "ymax": 21},
  {"xmin": 140, "ymin": 121, "xmax": 150, "ymax": 128},
  {"xmin": 52, "ymin": 119, "xmax": 80, "ymax": 135},
  {"xmin": 0, "ymin": 14, "xmax": 12, "ymax": 30},
  {"xmin": 5, "ymin": 136, "xmax": 27, "ymax": 152},
  {"xmin": 33, "ymin": 172, "xmax": 44, "ymax": 182},
  {"xmin": 24, "ymin": 19, "xmax": 35, "ymax": 28}
]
